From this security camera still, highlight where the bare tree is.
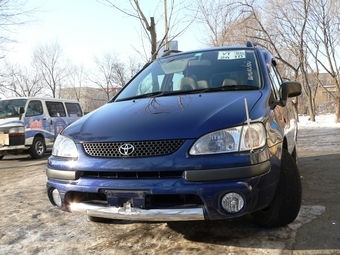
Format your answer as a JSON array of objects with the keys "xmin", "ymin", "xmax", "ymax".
[
  {"xmin": 254, "ymin": 0, "xmax": 340, "ymax": 121},
  {"xmin": 0, "ymin": 0, "xmax": 36, "ymax": 56},
  {"xmin": 0, "ymin": 61, "xmax": 43, "ymax": 97},
  {"xmin": 126, "ymin": 56, "xmax": 143, "ymax": 79},
  {"xmin": 32, "ymin": 41, "xmax": 72, "ymax": 98},
  {"xmin": 97, "ymin": 0, "xmax": 195, "ymax": 61},
  {"xmin": 261, "ymin": 0, "xmax": 315, "ymax": 121},
  {"xmin": 194, "ymin": 0, "xmax": 251, "ymax": 47},
  {"xmin": 61, "ymin": 64, "xmax": 87, "ymax": 101},
  {"xmin": 89, "ymin": 52, "xmax": 127, "ymax": 101},
  {"xmin": 0, "ymin": 0, "xmax": 39, "ymax": 98},
  {"xmin": 111, "ymin": 61, "xmax": 127, "ymax": 88},
  {"xmin": 305, "ymin": 0, "xmax": 340, "ymax": 121}
]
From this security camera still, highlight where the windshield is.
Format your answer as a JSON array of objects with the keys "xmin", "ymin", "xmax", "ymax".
[
  {"xmin": 115, "ymin": 49, "xmax": 261, "ymax": 101},
  {"xmin": 0, "ymin": 99, "xmax": 27, "ymax": 118}
]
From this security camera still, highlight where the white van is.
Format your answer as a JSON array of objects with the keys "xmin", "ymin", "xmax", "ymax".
[{"xmin": 0, "ymin": 97, "xmax": 83, "ymax": 159}]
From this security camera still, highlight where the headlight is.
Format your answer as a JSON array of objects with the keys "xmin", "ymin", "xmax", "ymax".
[
  {"xmin": 52, "ymin": 135, "xmax": 78, "ymax": 158},
  {"xmin": 189, "ymin": 123, "xmax": 266, "ymax": 155},
  {"xmin": 9, "ymin": 126, "xmax": 25, "ymax": 134}
]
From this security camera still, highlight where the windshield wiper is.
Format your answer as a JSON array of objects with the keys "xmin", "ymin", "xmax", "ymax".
[
  {"xmin": 116, "ymin": 92, "xmax": 166, "ymax": 102},
  {"xmin": 116, "ymin": 85, "xmax": 259, "ymax": 102},
  {"xmin": 116, "ymin": 89, "xmax": 207, "ymax": 102},
  {"xmin": 201, "ymin": 85, "xmax": 259, "ymax": 92}
]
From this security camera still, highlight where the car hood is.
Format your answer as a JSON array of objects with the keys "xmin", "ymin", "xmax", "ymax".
[
  {"xmin": 65, "ymin": 91, "xmax": 263, "ymax": 142},
  {"xmin": 0, "ymin": 118, "xmax": 23, "ymax": 127}
]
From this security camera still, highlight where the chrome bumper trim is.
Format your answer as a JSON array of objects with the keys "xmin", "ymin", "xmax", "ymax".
[{"xmin": 70, "ymin": 202, "xmax": 205, "ymax": 221}]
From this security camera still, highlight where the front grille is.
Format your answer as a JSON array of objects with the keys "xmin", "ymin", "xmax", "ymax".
[{"xmin": 82, "ymin": 140, "xmax": 185, "ymax": 158}]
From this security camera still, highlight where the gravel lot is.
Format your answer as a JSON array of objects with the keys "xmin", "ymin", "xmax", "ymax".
[{"xmin": 0, "ymin": 123, "xmax": 339, "ymax": 254}]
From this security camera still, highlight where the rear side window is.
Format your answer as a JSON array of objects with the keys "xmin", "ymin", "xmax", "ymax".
[
  {"xmin": 65, "ymin": 103, "xmax": 83, "ymax": 117},
  {"xmin": 46, "ymin": 101, "xmax": 66, "ymax": 117},
  {"xmin": 26, "ymin": 100, "xmax": 43, "ymax": 117}
]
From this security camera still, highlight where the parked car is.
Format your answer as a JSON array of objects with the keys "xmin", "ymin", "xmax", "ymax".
[
  {"xmin": 0, "ymin": 97, "xmax": 83, "ymax": 159},
  {"xmin": 46, "ymin": 41, "xmax": 302, "ymax": 227}
]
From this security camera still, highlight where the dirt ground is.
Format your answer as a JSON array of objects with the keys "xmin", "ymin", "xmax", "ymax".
[{"xmin": 0, "ymin": 125, "xmax": 339, "ymax": 254}]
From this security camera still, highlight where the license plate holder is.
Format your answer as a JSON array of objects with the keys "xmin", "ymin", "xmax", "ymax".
[{"xmin": 102, "ymin": 189, "xmax": 151, "ymax": 208}]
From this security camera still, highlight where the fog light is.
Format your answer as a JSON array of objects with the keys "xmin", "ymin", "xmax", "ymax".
[
  {"xmin": 51, "ymin": 189, "xmax": 62, "ymax": 207},
  {"xmin": 221, "ymin": 192, "xmax": 244, "ymax": 213}
]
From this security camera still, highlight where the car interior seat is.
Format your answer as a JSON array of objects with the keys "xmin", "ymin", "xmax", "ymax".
[
  {"xmin": 222, "ymin": 78, "xmax": 237, "ymax": 86},
  {"xmin": 180, "ymin": 77, "xmax": 198, "ymax": 90},
  {"xmin": 197, "ymin": 80, "xmax": 209, "ymax": 88}
]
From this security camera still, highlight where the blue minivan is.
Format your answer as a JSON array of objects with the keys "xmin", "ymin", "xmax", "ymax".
[{"xmin": 46, "ymin": 41, "xmax": 302, "ymax": 227}]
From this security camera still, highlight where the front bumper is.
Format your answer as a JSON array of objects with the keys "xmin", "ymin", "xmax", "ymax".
[
  {"xmin": 0, "ymin": 144, "xmax": 27, "ymax": 155},
  {"xmin": 0, "ymin": 124, "xmax": 25, "ymax": 153},
  {"xmin": 70, "ymin": 201, "xmax": 205, "ymax": 221},
  {"xmin": 47, "ymin": 160, "xmax": 278, "ymax": 221},
  {"xmin": 46, "ymin": 161, "xmax": 271, "ymax": 181}
]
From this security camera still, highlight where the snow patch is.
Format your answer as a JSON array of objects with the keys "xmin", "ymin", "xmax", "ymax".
[{"xmin": 299, "ymin": 114, "xmax": 340, "ymax": 128}]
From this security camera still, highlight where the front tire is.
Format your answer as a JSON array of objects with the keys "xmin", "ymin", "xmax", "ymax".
[
  {"xmin": 252, "ymin": 149, "xmax": 302, "ymax": 228},
  {"xmin": 29, "ymin": 137, "xmax": 46, "ymax": 159}
]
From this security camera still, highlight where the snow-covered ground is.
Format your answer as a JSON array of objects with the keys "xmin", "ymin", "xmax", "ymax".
[
  {"xmin": 298, "ymin": 114, "xmax": 340, "ymax": 153},
  {"xmin": 298, "ymin": 114, "xmax": 340, "ymax": 128}
]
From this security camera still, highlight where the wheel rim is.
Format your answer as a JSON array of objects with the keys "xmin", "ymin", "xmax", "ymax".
[{"xmin": 35, "ymin": 141, "xmax": 44, "ymax": 155}]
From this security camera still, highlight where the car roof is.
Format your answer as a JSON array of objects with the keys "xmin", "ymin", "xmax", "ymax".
[
  {"xmin": 159, "ymin": 41, "xmax": 275, "ymax": 65},
  {"xmin": 0, "ymin": 97, "xmax": 80, "ymax": 103},
  {"xmin": 160, "ymin": 40, "xmax": 259, "ymax": 58}
]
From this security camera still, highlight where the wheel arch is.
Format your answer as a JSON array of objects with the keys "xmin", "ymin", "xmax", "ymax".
[{"xmin": 282, "ymin": 136, "xmax": 298, "ymax": 163}]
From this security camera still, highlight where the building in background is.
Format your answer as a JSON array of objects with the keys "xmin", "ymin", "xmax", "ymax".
[{"xmin": 298, "ymin": 73, "xmax": 337, "ymax": 115}]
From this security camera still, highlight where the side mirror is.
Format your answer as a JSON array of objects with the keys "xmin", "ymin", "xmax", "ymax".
[
  {"xmin": 19, "ymin": 106, "xmax": 25, "ymax": 114},
  {"xmin": 279, "ymin": 81, "xmax": 301, "ymax": 106}
]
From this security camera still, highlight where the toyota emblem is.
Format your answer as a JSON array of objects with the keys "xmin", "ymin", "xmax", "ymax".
[{"xmin": 119, "ymin": 143, "xmax": 135, "ymax": 156}]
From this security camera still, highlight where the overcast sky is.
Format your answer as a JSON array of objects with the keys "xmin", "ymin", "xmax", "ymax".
[{"xmin": 6, "ymin": 0, "xmax": 203, "ymax": 67}]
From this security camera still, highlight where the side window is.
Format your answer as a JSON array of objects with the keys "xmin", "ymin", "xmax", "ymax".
[
  {"xmin": 268, "ymin": 64, "xmax": 282, "ymax": 99},
  {"xmin": 65, "ymin": 103, "xmax": 83, "ymax": 117},
  {"xmin": 26, "ymin": 100, "xmax": 43, "ymax": 117},
  {"xmin": 46, "ymin": 101, "xmax": 66, "ymax": 117}
]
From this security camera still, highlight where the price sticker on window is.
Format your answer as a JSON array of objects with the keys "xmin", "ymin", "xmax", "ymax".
[{"xmin": 218, "ymin": 50, "xmax": 246, "ymax": 60}]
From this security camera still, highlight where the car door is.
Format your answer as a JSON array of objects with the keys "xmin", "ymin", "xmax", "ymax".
[{"xmin": 45, "ymin": 101, "xmax": 68, "ymax": 139}]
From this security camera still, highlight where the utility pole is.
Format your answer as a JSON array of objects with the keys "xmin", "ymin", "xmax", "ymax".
[{"xmin": 164, "ymin": 0, "xmax": 169, "ymax": 51}]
